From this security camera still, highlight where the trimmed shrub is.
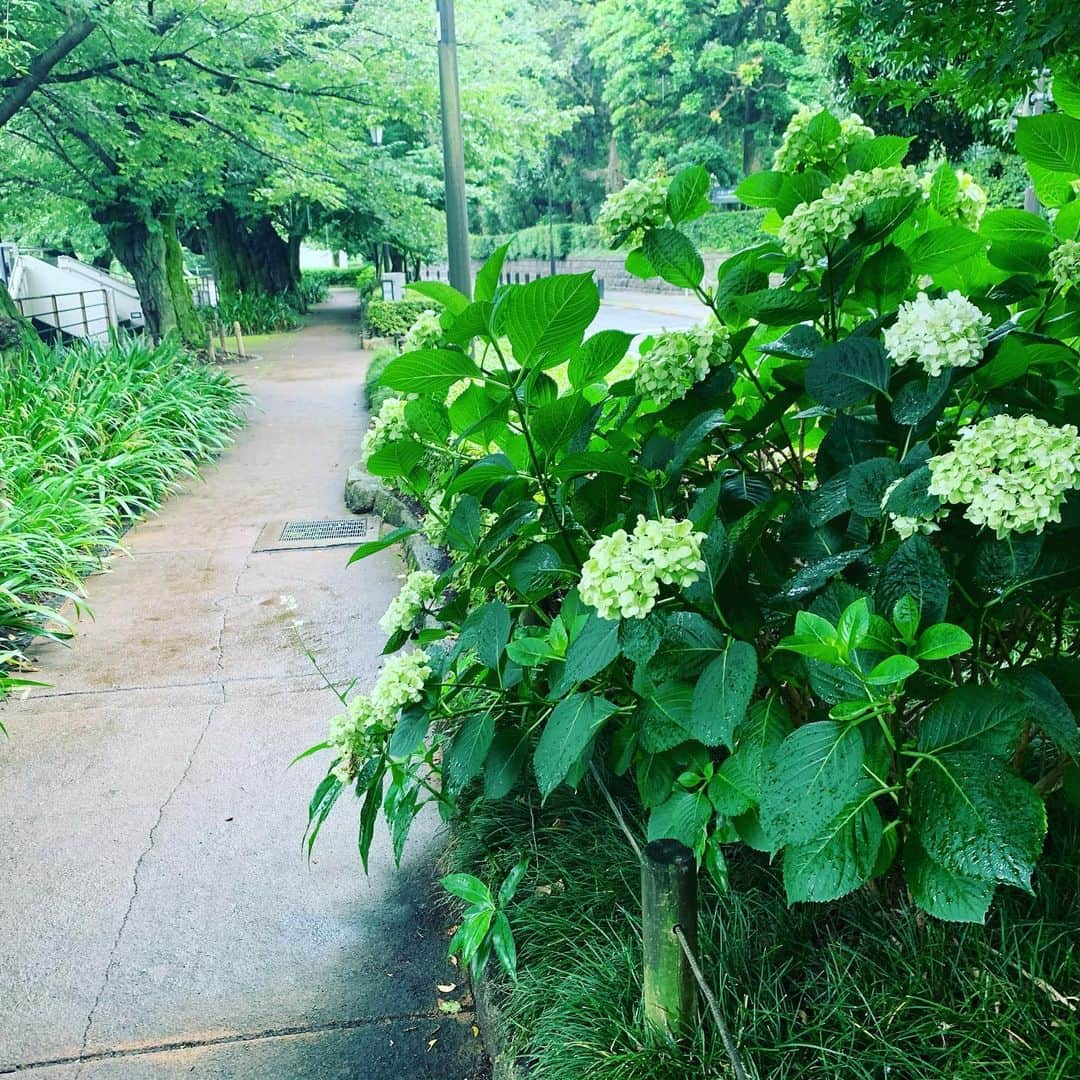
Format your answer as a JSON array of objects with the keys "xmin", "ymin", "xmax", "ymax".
[{"xmin": 365, "ymin": 299, "xmax": 435, "ymax": 338}]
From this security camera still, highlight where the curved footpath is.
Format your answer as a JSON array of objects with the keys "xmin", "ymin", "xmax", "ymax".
[{"xmin": 0, "ymin": 291, "xmax": 485, "ymax": 1078}]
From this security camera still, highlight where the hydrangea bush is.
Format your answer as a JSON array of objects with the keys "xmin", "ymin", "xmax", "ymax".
[{"xmin": 305, "ymin": 106, "xmax": 1080, "ymax": 936}]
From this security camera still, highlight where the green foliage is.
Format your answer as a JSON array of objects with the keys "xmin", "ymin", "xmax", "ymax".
[
  {"xmin": 447, "ymin": 790, "xmax": 1080, "ymax": 1078},
  {"xmin": 297, "ymin": 275, "xmax": 331, "ymax": 306},
  {"xmin": 473, "ymin": 212, "xmax": 766, "ymax": 260},
  {"xmin": 301, "ymin": 267, "xmax": 367, "ymax": 289},
  {"xmin": 442, "ymin": 859, "xmax": 526, "ymax": 983},
  {"xmin": 307, "ymin": 125, "xmax": 1080, "ymax": 933},
  {"xmin": 0, "ymin": 335, "xmax": 246, "ymax": 692},
  {"xmin": 211, "ymin": 293, "xmax": 302, "ymax": 335},
  {"xmin": 365, "ymin": 346, "xmax": 400, "ymax": 414},
  {"xmin": 365, "ymin": 299, "xmax": 436, "ymax": 338}
]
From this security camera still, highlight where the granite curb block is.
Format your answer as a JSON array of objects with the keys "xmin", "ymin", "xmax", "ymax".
[{"xmin": 344, "ymin": 463, "xmax": 449, "ymax": 574}]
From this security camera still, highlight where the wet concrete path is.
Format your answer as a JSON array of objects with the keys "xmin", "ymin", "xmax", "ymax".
[{"xmin": 0, "ymin": 292, "xmax": 484, "ymax": 1078}]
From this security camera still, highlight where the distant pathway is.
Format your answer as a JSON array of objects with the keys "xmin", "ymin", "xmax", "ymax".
[{"xmin": 0, "ymin": 291, "xmax": 484, "ymax": 1078}]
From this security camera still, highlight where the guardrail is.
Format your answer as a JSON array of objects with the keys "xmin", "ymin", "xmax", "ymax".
[{"xmin": 14, "ymin": 288, "xmax": 113, "ymax": 339}]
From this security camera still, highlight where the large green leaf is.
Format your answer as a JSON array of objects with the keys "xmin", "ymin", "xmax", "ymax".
[
  {"xmin": 918, "ymin": 685, "xmax": 1024, "ymax": 758},
  {"xmin": 647, "ymin": 788, "xmax": 712, "ymax": 852},
  {"xmin": 846, "ymin": 135, "xmax": 912, "ymax": 172},
  {"xmin": 667, "ymin": 165, "xmax": 712, "ymax": 224},
  {"xmin": 1015, "ymin": 113, "xmax": 1080, "ymax": 175},
  {"xmin": 980, "ymin": 209, "xmax": 1054, "ymax": 275},
  {"xmin": 707, "ymin": 754, "xmax": 757, "ymax": 816},
  {"xmin": 876, "ymin": 535, "xmax": 949, "ymax": 627},
  {"xmin": 782, "ymin": 783, "xmax": 883, "ymax": 903},
  {"xmin": 642, "ymin": 227, "xmax": 705, "ymax": 289},
  {"xmin": 446, "ymin": 712, "xmax": 496, "ymax": 786},
  {"xmin": 496, "ymin": 273, "xmax": 600, "ymax": 369},
  {"xmin": 475, "ymin": 243, "xmax": 511, "ymax": 303},
  {"xmin": 928, "ymin": 161, "xmax": 959, "ymax": 213},
  {"xmin": 759, "ymin": 721, "xmax": 865, "ymax": 847},
  {"xmin": 637, "ymin": 682, "xmax": 696, "ymax": 753},
  {"xmin": 485, "ymin": 727, "xmax": 528, "ymax": 799},
  {"xmin": 532, "ymin": 395, "xmax": 594, "ymax": 458},
  {"xmin": 727, "ymin": 696, "xmax": 793, "ymax": 803},
  {"xmin": 999, "ymin": 669, "xmax": 1080, "ymax": 756},
  {"xmin": 381, "ymin": 349, "xmax": 480, "ymax": 394},
  {"xmin": 905, "ymin": 226, "xmax": 985, "ymax": 273},
  {"xmin": 688, "ymin": 641, "xmax": 757, "ymax": 748},
  {"xmin": 735, "ymin": 171, "xmax": 785, "ymax": 208},
  {"xmin": 847, "ymin": 457, "xmax": 901, "ymax": 518},
  {"xmin": 455, "ymin": 601, "xmax": 511, "ymax": 670},
  {"xmin": 567, "ymin": 330, "xmax": 634, "ymax": 387},
  {"xmin": 554, "ymin": 612, "xmax": 621, "ymax": 692},
  {"xmin": 904, "ymin": 838, "xmax": 995, "ymax": 923},
  {"xmin": 364, "ymin": 440, "xmax": 423, "ymax": 478},
  {"xmin": 806, "ymin": 339, "xmax": 890, "ymax": 408},
  {"xmin": 533, "ymin": 693, "xmax": 617, "ymax": 798},
  {"xmin": 406, "ymin": 280, "xmax": 469, "ymax": 315},
  {"xmin": 911, "ymin": 751, "xmax": 1047, "ymax": 890},
  {"xmin": 647, "ymin": 612, "xmax": 727, "ymax": 682}
]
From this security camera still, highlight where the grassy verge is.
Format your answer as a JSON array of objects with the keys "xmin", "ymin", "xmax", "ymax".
[
  {"xmin": 448, "ymin": 787, "xmax": 1079, "ymax": 1079},
  {"xmin": 0, "ymin": 335, "xmax": 247, "ymax": 691}
]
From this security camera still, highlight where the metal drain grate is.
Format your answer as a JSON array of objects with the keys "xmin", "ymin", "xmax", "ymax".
[
  {"xmin": 279, "ymin": 518, "xmax": 369, "ymax": 542},
  {"xmin": 252, "ymin": 516, "xmax": 375, "ymax": 552}
]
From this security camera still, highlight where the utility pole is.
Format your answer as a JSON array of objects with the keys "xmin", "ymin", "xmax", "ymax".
[
  {"xmin": 437, "ymin": 0, "xmax": 471, "ymax": 298},
  {"xmin": 547, "ymin": 157, "xmax": 557, "ymax": 277}
]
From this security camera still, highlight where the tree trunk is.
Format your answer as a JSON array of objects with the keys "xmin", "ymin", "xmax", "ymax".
[
  {"xmin": 0, "ymin": 280, "xmax": 30, "ymax": 351},
  {"xmin": 207, "ymin": 206, "xmax": 297, "ymax": 300},
  {"xmin": 99, "ymin": 206, "xmax": 201, "ymax": 346}
]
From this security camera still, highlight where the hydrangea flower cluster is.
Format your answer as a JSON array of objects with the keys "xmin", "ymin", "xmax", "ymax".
[
  {"xmin": 952, "ymin": 170, "xmax": 988, "ymax": 229},
  {"xmin": 379, "ymin": 570, "xmax": 439, "ymax": 635},
  {"xmin": 883, "ymin": 291, "xmax": 991, "ymax": 377},
  {"xmin": 636, "ymin": 320, "xmax": 730, "ymax": 408},
  {"xmin": 928, "ymin": 414, "xmax": 1080, "ymax": 538},
  {"xmin": 1050, "ymin": 239, "xmax": 1080, "ymax": 292},
  {"xmin": 402, "ymin": 309, "xmax": 443, "ymax": 352},
  {"xmin": 773, "ymin": 107, "xmax": 874, "ymax": 172},
  {"xmin": 361, "ymin": 396, "xmax": 410, "ymax": 464},
  {"xmin": 328, "ymin": 650, "xmax": 431, "ymax": 782},
  {"xmin": 779, "ymin": 166, "xmax": 921, "ymax": 264},
  {"xmin": 597, "ymin": 173, "xmax": 669, "ymax": 247},
  {"xmin": 580, "ymin": 516, "xmax": 707, "ymax": 620}
]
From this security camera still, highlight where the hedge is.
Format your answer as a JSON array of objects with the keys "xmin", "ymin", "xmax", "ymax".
[{"xmin": 365, "ymin": 299, "xmax": 434, "ymax": 338}]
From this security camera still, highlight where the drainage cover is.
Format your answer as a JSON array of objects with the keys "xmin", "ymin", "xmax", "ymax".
[{"xmin": 253, "ymin": 516, "xmax": 373, "ymax": 552}]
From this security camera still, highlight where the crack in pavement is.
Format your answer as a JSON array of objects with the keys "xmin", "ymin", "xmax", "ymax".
[
  {"xmin": 214, "ymin": 557, "xmax": 249, "ymax": 674},
  {"xmin": 2, "ymin": 1009, "xmax": 476, "ymax": 1073},
  {"xmin": 73, "ymin": 685, "xmax": 226, "ymax": 1077}
]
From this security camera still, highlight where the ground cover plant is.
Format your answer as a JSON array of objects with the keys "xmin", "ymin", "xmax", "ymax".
[
  {"xmin": 306, "ymin": 88, "xmax": 1080, "ymax": 1057},
  {"xmin": 448, "ymin": 789, "xmax": 1079, "ymax": 1079},
  {"xmin": 0, "ymin": 335, "xmax": 246, "ymax": 697},
  {"xmin": 365, "ymin": 299, "xmax": 438, "ymax": 339},
  {"xmin": 210, "ymin": 292, "xmax": 303, "ymax": 335}
]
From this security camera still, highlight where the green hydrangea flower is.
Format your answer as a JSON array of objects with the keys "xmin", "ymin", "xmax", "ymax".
[
  {"xmin": 580, "ymin": 516, "xmax": 707, "ymax": 620},
  {"xmin": 402, "ymin": 309, "xmax": 443, "ymax": 352},
  {"xmin": 379, "ymin": 570, "xmax": 439, "ymax": 635},
  {"xmin": 635, "ymin": 319, "xmax": 730, "ymax": 408},
  {"xmin": 1050, "ymin": 239, "xmax": 1080, "ymax": 292},
  {"xmin": 884, "ymin": 291, "xmax": 991, "ymax": 378},
  {"xmin": 597, "ymin": 173, "xmax": 669, "ymax": 248},
  {"xmin": 773, "ymin": 107, "xmax": 874, "ymax": 172},
  {"xmin": 928, "ymin": 414, "xmax": 1080, "ymax": 538},
  {"xmin": 361, "ymin": 397, "xmax": 410, "ymax": 465}
]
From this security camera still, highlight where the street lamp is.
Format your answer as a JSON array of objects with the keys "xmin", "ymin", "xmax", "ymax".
[
  {"xmin": 369, "ymin": 125, "xmax": 384, "ymax": 147},
  {"xmin": 437, "ymin": 0, "xmax": 471, "ymax": 298}
]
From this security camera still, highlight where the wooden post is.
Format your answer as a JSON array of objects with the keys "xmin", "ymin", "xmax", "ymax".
[
  {"xmin": 206, "ymin": 329, "xmax": 216, "ymax": 362},
  {"xmin": 217, "ymin": 317, "xmax": 227, "ymax": 353},
  {"xmin": 232, "ymin": 320, "xmax": 245, "ymax": 358},
  {"xmin": 641, "ymin": 839, "xmax": 698, "ymax": 1038}
]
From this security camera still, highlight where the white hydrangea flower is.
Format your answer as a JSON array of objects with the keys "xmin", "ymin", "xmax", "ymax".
[
  {"xmin": 361, "ymin": 396, "xmax": 410, "ymax": 464},
  {"xmin": 779, "ymin": 166, "xmax": 922, "ymax": 265},
  {"xmin": 371, "ymin": 649, "xmax": 432, "ymax": 721},
  {"xmin": 954, "ymin": 170, "xmax": 988, "ymax": 229},
  {"xmin": 631, "ymin": 515, "xmax": 708, "ymax": 588},
  {"xmin": 422, "ymin": 489, "xmax": 456, "ymax": 547},
  {"xmin": 328, "ymin": 696, "xmax": 380, "ymax": 782},
  {"xmin": 635, "ymin": 319, "xmax": 730, "ymax": 408},
  {"xmin": 379, "ymin": 570, "xmax": 439, "ymax": 635},
  {"xmin": 928, "ymin": 414, "xmax": 1080, "ymax": 538},
  {"xmin": 402, "ymin": 309, "xmax": 443, "ymax": 352},
  {"xmin": 597, "ymin": 173, "xmax": 669, "ymax": 248},
  {"xmin": 580, "ymin": 516, "xmax": 706, "ymax": 620},
  {"xmin": 1050, "ymin": 239, "xmax": 1080, "ymax": 291},
  {"xmin": 884, "ymin": 291, "xmax": 991, "ymax": 378},
  {"xmin": 773, "ymin": 107, "xmax": 874, "ymax": 172}
]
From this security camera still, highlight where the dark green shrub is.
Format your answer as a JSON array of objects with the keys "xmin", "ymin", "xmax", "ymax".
[
  {"xmin": 365, "ymin": 299, "xmax": 434, "ymax": 337},
  {"xmin": 684, "ymin": 208, "xmax": 766, "ymax": 252},
  {"xmin": 298, "ymin": 274, "xmax": 330, "ymax": 305},
  {"xmin": 302, "ymin": 266, "xmax": 370, "ymax": 287},
  {"xmin": 212, "ymin": 292, "xmax": 301, "ymax": 334},
  {"xmin": 355, "ymin": 265, "xmax": 378, "ymax": 300}
]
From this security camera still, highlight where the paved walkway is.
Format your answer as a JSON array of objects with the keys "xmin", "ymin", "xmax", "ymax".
[{"xmin": 0, "ymin": 292, "xmax": 484, "ymax": 1078}]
